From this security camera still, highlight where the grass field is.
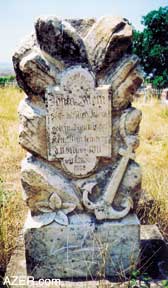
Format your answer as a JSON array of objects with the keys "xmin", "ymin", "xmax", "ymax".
[
  {"xmin": 0, "ymin": 87, "xmax": 168, "ymax": 276},
  {"xmin": 0, "ymin": 87, "xmax": 26, "ymax": 275},
  {"xmin": 134, "ymin": 97, "xmax": 168, "ymax": 239}
]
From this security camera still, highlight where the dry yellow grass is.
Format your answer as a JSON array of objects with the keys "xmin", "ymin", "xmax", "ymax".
[
  {"xmin": 0, "ymin": 87, "xmax": 168, "ymax": 276},
  {"xmin": 0, "ymin": 87, "xmax": 26, "ymax": 274},
  {"xmin": 134, "ymin": 97, "xmax": 168, "ymax": 238}
]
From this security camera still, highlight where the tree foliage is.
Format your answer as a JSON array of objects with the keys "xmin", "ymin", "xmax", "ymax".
[
  {"xmin": 133, "ymin": 6, "xmax": 168, "ymax": 89},
  {"xmin": 0, "ymin": 75, "xmax": 15, "ymax": 86}
]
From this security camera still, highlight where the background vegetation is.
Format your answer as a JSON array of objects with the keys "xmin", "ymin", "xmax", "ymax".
[
  {"xmin": 133, "ymin": 6, "xmax": 168, "ymax": 89},
  {"xmin": 135, "ymin": 97, "xmax": 168, "ymax": 238},
  {"xmin": 0, "ymin": 87, "xmax": 25, "ymax": 277},
  {"xmin": 0, "ymin": 76, "xmax": 15, "ymax": 86}
]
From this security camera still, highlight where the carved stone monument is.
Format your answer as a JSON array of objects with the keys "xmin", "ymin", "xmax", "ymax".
[{"xmin": 13, "ymin": 16, "xmax": 143, "ymax": 279}]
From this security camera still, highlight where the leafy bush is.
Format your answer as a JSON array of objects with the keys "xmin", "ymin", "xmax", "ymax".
[
  {"xmin": 0, "ymin": 75, "xmax": 15, "ymax": 86},
  {"xmin": 133, "ymin": 6, "xmax": 168, "ymax": 89}
]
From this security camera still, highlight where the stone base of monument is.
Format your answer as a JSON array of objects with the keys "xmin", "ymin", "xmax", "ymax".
[
  {"xmin": 23, "ymin": 213, "xmax": 140, "ymax": 280},
  {"xmin": 5, "ymin": 221, "xmax": 167, "ymax": 287}
]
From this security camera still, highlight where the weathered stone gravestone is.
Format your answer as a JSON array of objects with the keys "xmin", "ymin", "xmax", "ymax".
[{"xmin": 13, "ymin": 16, "xmax": 143, "ymax": 279}]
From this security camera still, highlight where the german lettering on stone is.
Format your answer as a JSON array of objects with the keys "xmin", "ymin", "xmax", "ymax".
[{"xmin": 46, "ymin": 67, "xmax": 112, "ymax": 176}]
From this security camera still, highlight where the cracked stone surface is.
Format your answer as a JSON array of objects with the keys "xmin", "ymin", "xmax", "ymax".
[
  {"xmin": 24, "ymin": 213, "xmax": 140, "ymax": 279},
  {"xmin": 13, "ymin": 15, "xmax": 143, "ymax": 279}
]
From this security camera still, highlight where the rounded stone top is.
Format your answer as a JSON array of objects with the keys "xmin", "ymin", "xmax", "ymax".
[{"xmin": 60, "ymin": 67, "xmax": 95, "ymax": 92}]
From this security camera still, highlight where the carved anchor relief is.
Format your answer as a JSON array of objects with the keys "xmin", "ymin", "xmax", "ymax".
[
  {"xmin": 82, "ymin": 112, "xmax": 135, "ymax": 220},
  {"xmin": 82, "ymin": 146, "xmax": 134, "ymax": 220}
]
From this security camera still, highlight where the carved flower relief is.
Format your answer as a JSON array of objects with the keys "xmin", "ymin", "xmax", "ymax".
[{"xmin": 34, "ymin": 192, "xmax": 76, "ymax": 226}]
